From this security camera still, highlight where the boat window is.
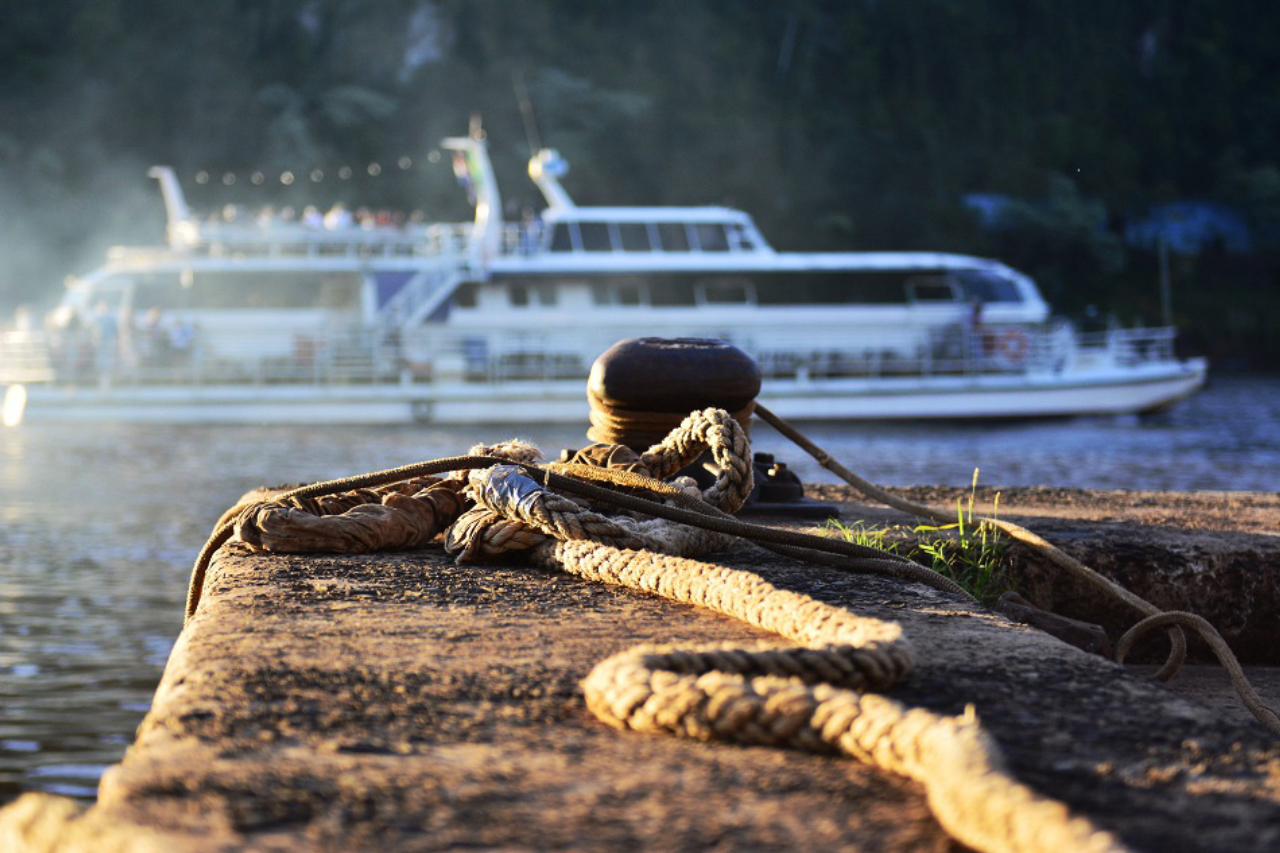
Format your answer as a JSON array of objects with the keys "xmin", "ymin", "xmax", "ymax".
[
  {"xmin": 905, "ymin": 276, "xmax": 960, "ymax": 303},
  {"xmin": 752, "ymin": 271, "xmax": 911, "ymax": 305},
  {"xmin": 591, "ymin": 279, "xmax": 646, "ymax": 306},
  {"xmin": 656, "ymin": 222, "xmax": 690, "ymax": 252},
  {"xmin": 578, "ymin": 222, "xmax": 613, "ymax": 251},
  {"xmin": 693, "ymin": 224, "xmax": 730, "ymax": 252},
  {"xmin": 648, "ymin": 276, "xmax": 697, "ymax": 306},
  {"xmin": 131, "ymin": 272, "xmax": 361, "ymax": 310},
  {"xmin": 953, "ymin": 270, "xmax": 1022, "ymax": 303},
  {"xmin": 617, "ymin": 222, "xmax": 652, "ymax": 251},
  {"xmin": 131, "ymin": 275, "xmax": 190, "ymax": 311},
  {"xmin": 846, "ymin": 273, "xmax": 910, "ymax": 303},
  {"xmin": 549, "ymin": 223, "xmax": 577, "ymax": 252},
  {"xmin": 452, "ymin": 283, "xmax": 478, "ymax": 308},
  {"xmin": 507, "ymin": 282, "xmax": 557, "ymax": 307},
  {"xmin": 697, "ymin": 276, "xmax": 755, "ymax": 304}
]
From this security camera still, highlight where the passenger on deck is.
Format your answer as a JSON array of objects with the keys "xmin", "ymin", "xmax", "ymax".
[
  {"xmin": 519, "ymin": 207, "xmax": 542, "ymax": 255},
  {"xmin": 967, "ymin": 298, "xmax": 990, "ymax": 365},
  {"xmin": 324, "ymin": 203, "xmax": 354, "ymax": 229},
  {"xmin": 135, "ymin": 307, "xmax": 167, "ymax": 366},
  {"xmin": 91, "ymin": 301, "xmax": 119, "ymax": 384}
]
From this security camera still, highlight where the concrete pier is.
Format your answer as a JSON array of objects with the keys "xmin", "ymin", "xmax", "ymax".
[{"xmin": 3, "ymin": 486, "xmax": 1279, "ymax": 852}]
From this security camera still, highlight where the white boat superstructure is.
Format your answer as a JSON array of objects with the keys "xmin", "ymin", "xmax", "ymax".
[{"xmin": 1, "ymin": 129, "xmax": 1206, "ymax": 425}]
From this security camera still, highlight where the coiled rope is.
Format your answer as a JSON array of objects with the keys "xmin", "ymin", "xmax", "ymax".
[{"xmin": 180, "ymin": 405, "xmax": 1276, "ymax": 851}]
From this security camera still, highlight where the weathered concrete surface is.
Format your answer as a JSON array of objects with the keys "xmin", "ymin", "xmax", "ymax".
[{"xmin": 4, "ymin": 487, "xmax": 1280, "ymax": 852}]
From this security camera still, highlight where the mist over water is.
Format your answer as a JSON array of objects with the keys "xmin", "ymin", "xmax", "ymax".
[{"xmin": 0, "ymin": 375, "xmax": 1276, "ymax": 803}]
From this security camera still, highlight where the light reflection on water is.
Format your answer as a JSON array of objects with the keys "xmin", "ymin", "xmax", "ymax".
[{"xmin": 0, "ymin": 375, "xmax": 1276, "ymax": 804}]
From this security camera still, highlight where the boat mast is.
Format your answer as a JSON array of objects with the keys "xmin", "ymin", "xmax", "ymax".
[
  {"xmin": 441, "ymin": 120, "xmax": 502, "ymax": 266},
  {"xmin": 527, "ymin": 149, "xmax": 575, "ymax": 212},
  {"xmin": 148, "ymin": 166, "xmax": 199, "ymax": 248}
]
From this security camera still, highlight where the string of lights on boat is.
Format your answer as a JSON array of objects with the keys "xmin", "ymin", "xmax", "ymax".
[{"xmin": 191, "ymin": 150, "xmax": 446, "ymax": 187}]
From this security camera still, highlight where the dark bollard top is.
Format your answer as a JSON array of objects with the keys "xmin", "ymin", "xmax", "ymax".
[{"xmin": 587, "ymin": 337, "xmax": 762, "ymax": 414}]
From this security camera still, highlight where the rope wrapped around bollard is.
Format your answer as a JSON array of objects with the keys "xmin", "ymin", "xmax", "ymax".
[{"xmin": 184, "ymin": 407, "xmax": 1223, "ymax": 852}]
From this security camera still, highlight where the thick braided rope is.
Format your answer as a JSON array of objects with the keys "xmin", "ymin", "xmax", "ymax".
[
  {"xmin": 469, "ymin": 465, "xmax": 655, "ymax": 551},
  {"xmin": 280, "ymin": 475, "xmax": 444, "ymax": 516},
  {"xmin": 236, "ymin": 479, "xmax": 466, "ymax": 554},
  {"xmin": 586, "ymin": 657, "xmax": 1122, "ymax": 853},
  {"xmin": 184, "ymin": 455, "xmax": 517, "ymax": 621},
  {"xmin": 638, "ymin": 407, "xmax": 754, "ymax": 512},
  {"xmin": 462, "ymin": 465, "xmax": 735, "ymax": 560},
  {"xmin": 533, "ymin": 538, "xmax": 1126, "ymax": 853},
  {"xmin": 446, "ymin": 508, "xmax": 549, "ymax": 563},
  {"xmin": 537, "ymin": 539, "xmax": 910, "ymax": 667}
]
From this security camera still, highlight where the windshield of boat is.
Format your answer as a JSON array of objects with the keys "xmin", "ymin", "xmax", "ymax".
[
  {"xmin": 951, "ymin": 269, "xmax": 1022, "ymax": 303},
  {"xmin": 545, "ymin": 220, "xmax": 751, "ymax": 254}
]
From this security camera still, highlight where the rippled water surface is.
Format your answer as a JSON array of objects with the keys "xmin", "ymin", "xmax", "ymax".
[{"xmin": 1, "ymin": 375, "xmax": 1276, "ymax": 803}]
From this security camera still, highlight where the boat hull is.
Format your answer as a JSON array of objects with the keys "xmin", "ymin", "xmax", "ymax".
[{"xmin": 6, "ymin": 359, "xmax": 1206, "ymax": 426}]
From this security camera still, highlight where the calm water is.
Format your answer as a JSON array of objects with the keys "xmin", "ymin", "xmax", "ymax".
[{"xmin": 1, "ymin": 375, "xmax": 1277, "ymax": 804}]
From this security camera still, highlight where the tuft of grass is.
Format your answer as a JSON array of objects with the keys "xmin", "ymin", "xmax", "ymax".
[{"xmin": 827, "ymin": 469, "xmax": 1012, "ymax": 604}]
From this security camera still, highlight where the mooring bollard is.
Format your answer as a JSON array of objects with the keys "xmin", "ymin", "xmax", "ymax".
[
  {"xmin": 586, "ymin": 336, "xmax": 761, "ymax": 449},
  {"xmin": 585, "ymin": 336, "xmax": 833, "ymax": 517}
]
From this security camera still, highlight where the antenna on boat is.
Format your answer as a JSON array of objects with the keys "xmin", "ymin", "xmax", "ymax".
[
  {"xmin": 512, "ymin": 70, "xmax": 575, "ymax": 211},
  {"xmin": 512, "ymin": 70, "xmax": 543, "ymax": 155}
]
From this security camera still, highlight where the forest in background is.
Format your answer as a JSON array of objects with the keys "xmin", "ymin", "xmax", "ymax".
[{"xmin": 2, "ymin": 0, "xmax": 1277, "ymax": 368}]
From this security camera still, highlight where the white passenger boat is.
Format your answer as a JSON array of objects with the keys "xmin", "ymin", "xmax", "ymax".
[{"xmin": 1, "ymin": 129, "xmax": 1206, "ymax": 426}]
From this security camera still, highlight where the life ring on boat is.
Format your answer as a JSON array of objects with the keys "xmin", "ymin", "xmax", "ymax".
[{"xmin": 996, "ymin": 329, "xmax": 1029, "ymax": 363}]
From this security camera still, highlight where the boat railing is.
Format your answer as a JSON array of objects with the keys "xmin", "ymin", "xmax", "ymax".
[
  {"xmin": 12, "ymin": 323, "xmax": 578, "ymax": 388},
  {"xmin": 9, "ymin": 320, "xmax": 1187, "ymax": 390},
  {"xmin": 1077, "ymin": 326, "xmax": 1179, "ymax": 365},
  {"xmin": 31, "ymin": 324, "xmax": 403, "ymax": 387},
  {"xmin": 0, "ymin": 329, "xmax": 56, "ymax": 383},
  {"xmin": 750, "ymin": 321, "xmax": 1075, "ymax": 378},
  {"xmin": 499, "ymin": 223, "xmax": 546, "ymax": 257}
]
